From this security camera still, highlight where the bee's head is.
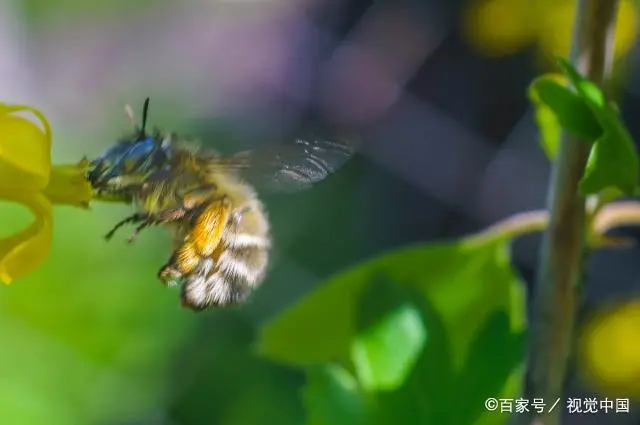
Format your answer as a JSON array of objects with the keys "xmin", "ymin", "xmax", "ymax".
[{"xmin": 87, "ymin": 98, "xmax": 171, "ymax": 192}]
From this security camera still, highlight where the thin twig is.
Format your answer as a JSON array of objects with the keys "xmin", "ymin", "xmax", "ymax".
[
  {"xmin": 515, "ymin": 1, "xmax": 621, "ymax": 425},
  {"xmin": 463, "ymin": 201, "xmax": 640, "ymax": 248}
]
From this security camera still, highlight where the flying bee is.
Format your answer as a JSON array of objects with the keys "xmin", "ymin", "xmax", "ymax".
[{"xmin": 88, "ymin": 98, "xmax": 357, "ymax": 311}]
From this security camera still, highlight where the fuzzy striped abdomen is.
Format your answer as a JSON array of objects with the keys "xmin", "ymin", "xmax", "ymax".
[{"xmin": 180, "ymin": 206, "xmax": 271, "ymax": 310}]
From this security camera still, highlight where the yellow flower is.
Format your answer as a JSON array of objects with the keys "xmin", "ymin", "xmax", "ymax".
[
  {"xmin": 578, "ymin": 300, "xmax": 640, "ymax": 400},
  {"xmin": 0, "ymin": 103, "xmax": 92, "ymax": 284},
  {"xmin": 462, "ymin": 0, "xmax": 638, "ymax": 61}
]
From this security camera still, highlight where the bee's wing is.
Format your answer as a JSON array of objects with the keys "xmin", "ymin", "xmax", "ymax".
[{"xmin": 204, "ymin": 137, "xmax": 359, "ymax": 193}]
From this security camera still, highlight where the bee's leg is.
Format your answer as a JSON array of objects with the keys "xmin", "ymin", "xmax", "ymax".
[
  {"xmin": 156, "ymin": 196, "xmax": 231, "ymax": 287},
  {"xmin": 158, "ymin": 256, "xmax": 182, "ymax": 286},
  {"xmin": 151, "ymin": 188, "xmax": 222, "ymax": 225},
  {"xmin": 190, "ymin": 197, "xmax": 232, "ymax": 256},
  {"xmin": 158, "ymin": 242, "xmax": 199, "ymax": 286},
  {"xmin": 154, "ymin": 207, "xmax": 187, "ymax": 222},
  {"xmin": 147, "ymin": 185, "xmax": 218, "ymax": 226},
  {"xmin": 104, "ymin": 213, "xmax": 148, "ymax": 241},
  {"xmin": 158, "ymin": 266, "xmax": 181, "ymax": 286},
  {"xmin": 126, "ymin": 219, "xmax": 158, "ymax": 244},
  {"xmin": 180, "ymin": 185, "xmax": 217, "ymax": 210}
]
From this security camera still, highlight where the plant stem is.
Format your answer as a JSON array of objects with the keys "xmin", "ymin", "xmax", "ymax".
[
  {"xmin": 516, "ymin": 1, "xmax": 620, "ymax": 425},
  {"xmin": 463, "ymin": 201, "xmax": 640, "ymax": 249}
]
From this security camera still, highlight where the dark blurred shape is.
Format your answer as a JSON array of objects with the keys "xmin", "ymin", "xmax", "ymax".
[{"xmin": 165, "ymin": 311, "xmax": 305, "ymax": 425}]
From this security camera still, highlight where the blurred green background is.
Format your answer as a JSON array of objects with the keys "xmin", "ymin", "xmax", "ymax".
[{"xmin": 2, "ymin": 1, "xmax": 640, "ymax": 425}]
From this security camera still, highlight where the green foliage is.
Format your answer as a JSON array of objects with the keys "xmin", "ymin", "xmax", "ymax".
[
  {"xmin": 529, "ymin": 79, "xmax": 563, "ymax": 159},
  {"xmin": 257, "ymin": 235, "xmax": 527, "ymax": 425},
  {"xmin": 556, "ymin": 58, "xmax": 639, "ymax": 196},
  {"xmin": 455, "ymin": 312, "xmax": 526, "ymax": 424},
  {"xmin": 529, "ymin": 58, "xmax": 639, "ymax": 198},
  {"xmin": 556, "ymin": 59, "xmax": 606, "ymax": 108},
  {"xmin": 350, "ymin": 280, "xmax": 427, "ymax": 392},
  {"xmin": 303, "ymin": 365, "xmax": 374, "ymax": 425},
  {"xmin": 528, "ymin": 75, "xmax": 601, "ymax": 158}
]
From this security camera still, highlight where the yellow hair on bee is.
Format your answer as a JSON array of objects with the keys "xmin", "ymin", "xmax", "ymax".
[
  {"xmin": 175, "ymin": 240, "xmax": 200, "ymax": 274},
  {"xmin": 191, "ymin": 197, "xmax": 232, "ymax": 256}
]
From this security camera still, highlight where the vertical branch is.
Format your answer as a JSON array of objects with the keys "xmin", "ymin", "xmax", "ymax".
[{"xmin": 517, "ymin": 1, "xmax": 620, "ymax": 425}]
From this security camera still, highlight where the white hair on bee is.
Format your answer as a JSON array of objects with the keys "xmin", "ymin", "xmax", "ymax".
[
  {"xmin": 180, "ymin": 243, "xmax": 271, "ymax": 309},
  {"xmin": 160, "ymin": 133, "xmax": 174, "ymax": 150},
  {"xmin": 181, "ymin": 261, "xmax": 253, "ymax": 309},
  {"xmin": 218, "ymin": 245, "xmax": 269, "ymax": 285},
  {"xmin": 225, "ymin": 232, "xmax": 270, "ymax": 249},
  {"xmin": 217, "ymin": 253, "xmax": 254, "ymax": 284},
  {"xmin": 179, "ymin": 192, "xmax": 272, "ymax": 309}
]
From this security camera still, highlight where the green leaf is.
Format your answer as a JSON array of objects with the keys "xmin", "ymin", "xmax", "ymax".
[
  {"xmin": 528, "ymin": 75, "xmax": 602, "ymax": 159},
  {"xmin": 580, "ymin": 128, "xmax": 638, "ymax": 195},
  {"xmin": 454, "ymin": 311, "xmax": 526, "ymax": 425},
  {"xmin": 556, "ymin": 58, "xmax": 606, "ymax": 108},
  {"xmin": 370, "ymin": 289, "xmax": 456, "ymax": 425},
  {"xmin": 302, "ymin": 365, "xmax": 374, "ymax": 425},
  {"xmin": 590, "ymin": 187, "xmax": 626, "ymax": 211},
  {"xmin": 350, "ymin": 278, "xmax": 427, "ymax": 392},
  {"xmin": 256, "ymin": 236, "xmax": 527, "ymax": 386},
  {"xmin": 303, "ymin": 286, "xmax": 459, "ymax": 425},
  {"xmin": 257, "ymin": 234, "xmax": 527, "ymax": 425},
  {"xmin": 554, "ymin": 58, "xmax": 640, "ymax": 195},
  {"xmin": 529, "ymin": 86, "xmax": 562, "ymax": 160}
]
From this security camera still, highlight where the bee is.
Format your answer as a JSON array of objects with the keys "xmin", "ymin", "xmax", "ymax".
[{"xmin": 88, "ymin": 98, "xmax": 357, "ymax": 310}]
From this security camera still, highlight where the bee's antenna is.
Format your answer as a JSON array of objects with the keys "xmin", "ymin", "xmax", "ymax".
[{"xmin": 141, "ymin": 97, "xmax": 150, "ymax": 136}]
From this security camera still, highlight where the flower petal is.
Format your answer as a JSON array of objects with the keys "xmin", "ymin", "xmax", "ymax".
[
  {"xmin": 42, "ymin": 159, "xmax": 93, "ymax": 209},
  {"xmin": 0, "ymin": 191, "xmax": 52, "ymax": 284},
  {"xmin": 0, "ymin": 104, "xmax": 52, "ymax": 191}
]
